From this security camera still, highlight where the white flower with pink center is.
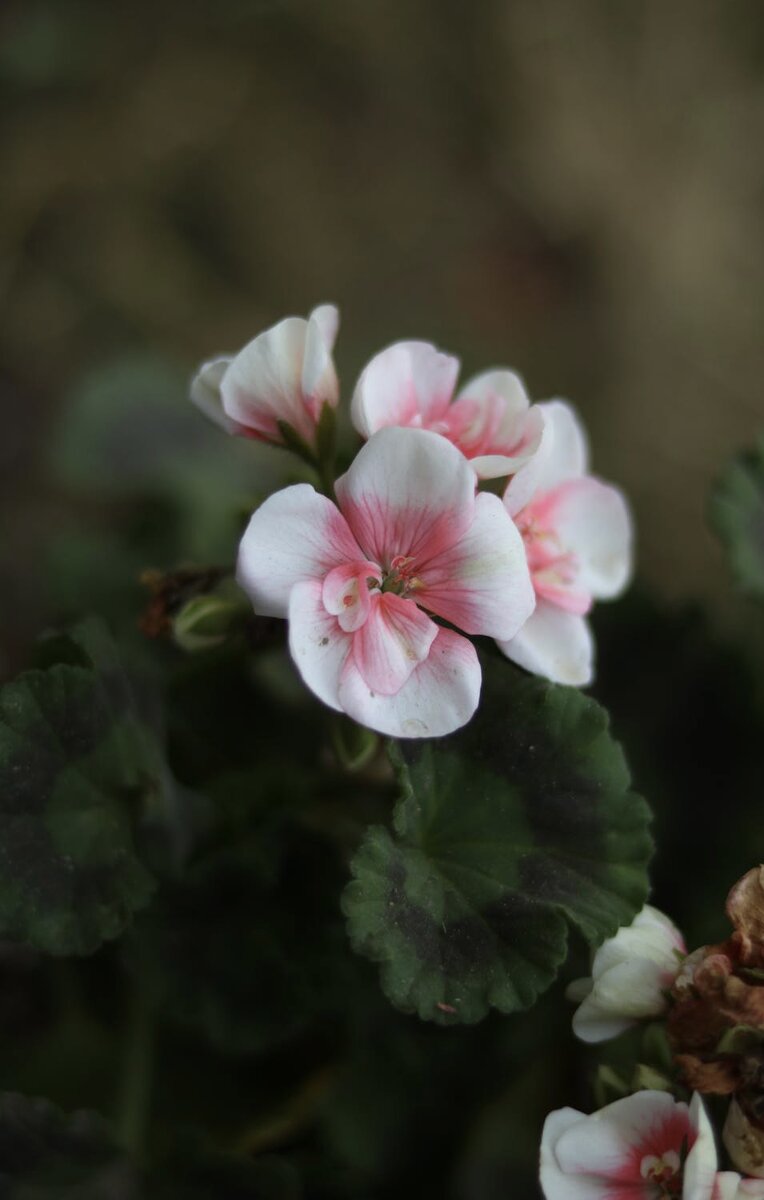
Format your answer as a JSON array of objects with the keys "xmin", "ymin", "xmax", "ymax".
[
  {"xmin": 236, "ymin": 426, "xmax": 535, "ymax": 738},
  {"xmin": 540, "ymin": 1091, "xmax": 718, "ymax": 1200},
  {"xmin": 191, "ymin": 304, "xmax": 339, "ymax": 448},
  {"xmin": 567, "ymin": 905, "xmax": 686, "ymax": 1044},
  {"xmin": 350, "ymin": 339, "xmax": 545, "ymax": 480},
  {"xmin": 498, "ymin": 399, "xmax": 633, "ymax": 686}
]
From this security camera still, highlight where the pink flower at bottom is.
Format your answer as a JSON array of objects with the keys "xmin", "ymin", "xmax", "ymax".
[
  {"xmin": 540, "ymin": 1091, "xmax": 718, "ymax": 1200},
  {"xmin": 499, "ymin": 400, "xmax": 633, "ymax": 686},
  {"xmin": 236, "ymin": 427, "xmax": 535, "ymax": 738}
]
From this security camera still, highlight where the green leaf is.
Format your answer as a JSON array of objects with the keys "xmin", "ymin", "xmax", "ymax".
[
  {"xmin": 343, "ymin": 656, "xmax": 652, "ymax": 1024},
  {"xmin": 131, "ymin": 777, "xmax": 354, "ymax": 1054},
  {"xmin": 710, "ymin": 435, "xmax": 764, "ymax": 598},
  {"xmin": 0, "ymin": 1091, "xmax": 136, "ymax": 1197},
  {"xmin": 0, "ymin": 619, "xmax": 158, "ymax": 955}
]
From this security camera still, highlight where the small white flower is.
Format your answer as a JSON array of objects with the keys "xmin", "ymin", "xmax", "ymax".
[{"xmin": 566, "ymin": 904, "xmax": 685, "ymax": 1043}]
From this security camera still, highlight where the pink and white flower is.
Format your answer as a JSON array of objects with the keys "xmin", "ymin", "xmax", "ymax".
[
  {"xmin": 236, "ymin": 426, "xmax": 535, "ymax": 737},
  {"xmin": 540, "ymin": 1091, "xmax": 718, "ymax": 1200},
  {"xmin": 567, "ymin": 905, "xmax": 686, "ymax": 1043},
  {"xmin": 498, "ymin": 400, "xmax": 633, "ymax": 686},
  {"xmin": 190, "ymin": 304, "xmax": 339, "ymax": 448},
  {"xmin": 350, "ymin": 340, "xmax": 544, "ymax": 479}
]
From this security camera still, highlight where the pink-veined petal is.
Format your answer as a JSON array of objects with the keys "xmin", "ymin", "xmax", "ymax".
[
  {"xmin": 504, "ymin": 400, "xmax": 589, "ymax": 516},
  {"xmin": 469, "ymin": 405, "xmax": 546, "ymax": 480},
  {"xmin": 221, "ymin": 313, "xmax": 325, "ymax": 444},
  {"xmin": 338, "ymin": 626, "xmax": 480, "ymax": 738},
  {"xmin": 536, "ymin": 477, "xmax": 633, "ymax": 600},
  {"xmin": 322, "ymin": 561, "xmax": 380, "ymax": 633},
  {"xmin": 497, "ymin": 602, "xmax": 594, "ymax": 687},
  {"xmin": 352, "ymin": 592, "xmax": 438, "ymax": 696},
  {"xmin": 237, "ymin": 484, "xmax": 364, "ymax": 618},
  {"xmin": 554, "ymin": 1091, "xmax": 694, "ymax": 1182},
  {"xmin": 335, "ymin": 427, "xmax": 476, "ymax": 567},
  {"xmin": 350, "ymin": 340, "xmax": 460, "ymax": 438},
  {"xmin": 301, "ymin": 304, "xmax": 340, "ymax": 422},
  {"xmin": 287, "ymin": 579, "xmax": 351, "ymax": 713},
  {"xmin": 415, "ymin": 492, "xmax": 535, "ymax": 640}
]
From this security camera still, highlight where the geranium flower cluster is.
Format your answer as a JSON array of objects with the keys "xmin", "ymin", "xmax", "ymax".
[
  {"xmin": 542, "ymin": 869, "xmax": 764, "ymax": 1200},
  {"xmin": 191, "ymin": 304, "xmax": 633, "ymax": 738}
]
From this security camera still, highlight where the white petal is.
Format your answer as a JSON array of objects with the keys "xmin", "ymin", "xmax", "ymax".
[
  {"xmin": 301, "ymin": 304, "xmax": 340, "ymax": 422},
  {"xmin": 571, "ymin": 992, "xmax": 636, "ymax": 1043},
  {"xmin": 572, "ymin": 960, "xmax": 668, "ymax": 1043},
  {"xmin": 504, "ymin": 400, "xmax": 589, "ymax": 516},
  {"xmin": 739, "ymin": 1182, "xmax": 764, "ymax": 1198},
  {"xmin": 351, "ymin": 593, "xmax": 437, "ymax": 696},
  {"xmin": 335, "ymin": 427, "xmax": 476, "ymax": 567},
  {"xmin": 288, "ymin": 579, "xmax": 350, "ymax": 712},
  {"xmin": 715, "ymin": 1174, "xmax": 745, "ymax": 1200},
  {"xmin": 540, "ymin": 1108, "xmax": 613, "ymax": 1200},
  {"xmin": 685, "ymin": 1094, "xmax": 721, "ymax": 1200},
  {"xmin": 338, "ymin": 626, "xmax": 480, "ymax": 738},
  {"xmin": 541, "ymin": 477, "xmax": 633, "ymax": 599},
  {"xmin": 237, "ymin": 484, "xmax": 364, "ymax": 618},
  {"xmin": 190, "ymin": 356, "xmax": 239, "ymax": 434},
  {"xmin": 416, "ymin": 492, "xmax": 535, "ymax": 640},
  {"xmin": 221, "ymin": 314, "xmax": 325, "ymax": 444},
  {"xmin": 350, "ymin": 340, "xmax": 459, "ymax": 438},
  {"xmin": 497, "ymin": 602, "xmax": 594, "ymax": 686}
]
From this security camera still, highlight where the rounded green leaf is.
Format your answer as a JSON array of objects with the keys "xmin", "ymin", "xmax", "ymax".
[
  {"xmin": 343, "ymin": 656, "xmax": 653, "ymax": 1024},
  {"xmin": 0, "ymin": 621, "xmax": 157, "ymax": 955}
]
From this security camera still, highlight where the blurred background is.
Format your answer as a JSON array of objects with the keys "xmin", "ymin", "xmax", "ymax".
[
  {"xmin": 3, "ymin": 0, "xmax": 764, "ymax": 672},
  {"xmin": 2, "ymin": 3, "xmax": 764, "ymax": 1196}
]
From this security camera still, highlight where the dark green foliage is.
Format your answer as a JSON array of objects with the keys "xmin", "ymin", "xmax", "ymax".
[
  {"xmin": 131, "ymin": 783, "xmax": 355, "ymax": 1055},
  {"xmin": 0, "ymin": 1092, "xmax": 137, "ymax": 1198},
  {"xmin": 343, "ymin": 656, "xmax": 653, "ymax": 1024},
  {"xmin": 593, "ymin": 593, "xmax": 764, "ymax": 945},
  {"xmin": 0, "ymin": 621, "xmax": 158, "ymax": 955},
  {"xmin": 710, "ymin": 436, "xmax": 764, "ymax": 598}
]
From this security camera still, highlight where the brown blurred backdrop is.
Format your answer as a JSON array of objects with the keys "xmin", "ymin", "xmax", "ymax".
[{"xmin": 3, "ymin": 0, "xmax": 764, "ymax": 665}]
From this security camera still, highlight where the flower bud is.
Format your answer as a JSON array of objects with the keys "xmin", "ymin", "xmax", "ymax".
[
  {"xmin": 566, "ymin": 904, "xmax": 685, "ymax": 1043},
  {"xmin": 172, "ymin": 590, "xmax": 248, "ymax": 652}
]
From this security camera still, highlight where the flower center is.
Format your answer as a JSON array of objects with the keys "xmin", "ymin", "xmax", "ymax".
[
  {"xmin": 640, "ymin": 1151, "xmax": 682, "ymax": 1197},
  {"xmin": 379, "ymin": 555, "xmax": 421, "ymax": 598}
]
